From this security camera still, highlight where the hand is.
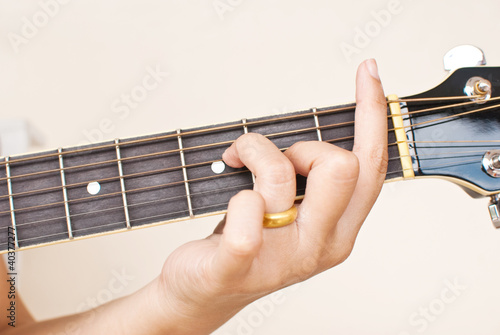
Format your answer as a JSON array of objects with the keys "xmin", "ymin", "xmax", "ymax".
[{"xmin": 154, "ymin": 59, "xmax": 388, "ymax": 334}]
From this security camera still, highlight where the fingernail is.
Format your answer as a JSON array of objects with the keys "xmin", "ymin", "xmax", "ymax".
[{"xmin": 365, "ymin": 59, "xmax": 380, "ymax": 80}]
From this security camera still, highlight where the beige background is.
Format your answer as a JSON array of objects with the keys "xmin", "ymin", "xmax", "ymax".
[{"xmin": 1, "ymin": 0, "xmax": 500, "ymax": 334}]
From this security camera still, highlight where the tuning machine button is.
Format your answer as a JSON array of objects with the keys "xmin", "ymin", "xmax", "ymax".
[
  {"xmin": 464, "ymin": 76, "xmax": 492, "ymax": 103},
  {"xmin": 489, "ymin": 194, "xmax": 500, "ymax": 229},
  {"xmin": 443, "ymin": 45, "xmax": 486, "ymax": 72},
  {"xmin": 482, "ymin": 150, "xmax": 500, "ymax": 177}
]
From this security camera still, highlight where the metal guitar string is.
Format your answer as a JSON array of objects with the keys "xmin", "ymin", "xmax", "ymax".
[
  {"xmin": 0, "ymin": 96, "xmax": 498, "ymax": 243},
  {"xmin": 4, "ymin": 182, "xmax": 257, "ymax": 229},
  {"xmin": 0, "ymin": 95, "xmax": 497, "ymax": 192},
  {"xmin": 0, "ymin": 99, "xmax": 499, "ymax": 215},
  {"xmin": 0, "ymin": 100, "xmax": 498, "ymax": 217},
  {"xmin": 0, "ymin": 188, "xmax": 306, "ymax": 248},
  {"xmin": 0, "ymin": 94, "xmax": 486, "ymax": 169}
]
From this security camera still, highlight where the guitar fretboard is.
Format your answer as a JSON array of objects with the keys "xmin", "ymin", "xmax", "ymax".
[{"xmin": 0, "ymin": 104, "xmax": 402, "ymax": 252}]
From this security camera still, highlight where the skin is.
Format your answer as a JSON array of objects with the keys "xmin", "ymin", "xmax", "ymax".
[{"xmin": 0, "ymin": 58, "xmax": 387, "ymax": 334}]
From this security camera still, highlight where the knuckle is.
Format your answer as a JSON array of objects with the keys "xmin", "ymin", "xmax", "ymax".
[
  {"xmin": 370, "ymin": 145, "xmax": 389, "ymax": 176},
  {"xmin": 328, "ymin": 236, "xmax": 356, "ymax": 266},
  {"xmin": 224, "ymin": 234, "xmax": 260, "ymax": 257},
  {"xmin": 230, "ymin": 189, "xmax": 264, "ymax": 207},
  {"xmin": 264, "ymin": 159, "xmax": 295, "ymax": 185},
  {"xmin": 296, "ymin": 253, "xmax": 322, "ymax": 280},
  {"xmin": 322, "ymin": 149, "xmax": 359, "ymax": 182},
  {"xmin": 357, "ymin": 95, "xmax": 387, "ymax": 111},
  {"xmin": 236, "ymin": 132, "xmax": 266, "ymax": 147},
  {"xmin": 333, "ymin": 244, "xmax": 354, "ymax": 265},
  {"xmin": 234, "ymin": 133, "xmax": 266, "ymax": 159},
  {"xmin": 352, "ymin": 144, "xmax": 388, "ymax": 177}
]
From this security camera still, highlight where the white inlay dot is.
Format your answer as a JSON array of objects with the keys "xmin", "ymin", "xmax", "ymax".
[
  {"xmin": 211, "ymin": 161, "xmax": 225, "ymax": 174},
  {"xmin": 87, "ymin": 181, "xmax": 101, "ymax": 195}
]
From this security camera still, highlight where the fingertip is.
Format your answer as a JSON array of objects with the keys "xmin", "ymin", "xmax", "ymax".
[
  {"xmin": 364, "ymin": 59, "xmax": 380, "ymax": 81},
  {"xmin": 222, "ymin": 143, "xmax": 245, "ymax": 168}
]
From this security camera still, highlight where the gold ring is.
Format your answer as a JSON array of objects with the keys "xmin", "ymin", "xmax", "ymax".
[{"xmin": 263, "ymin": 206, "xmax": 297, "ymax": 228}]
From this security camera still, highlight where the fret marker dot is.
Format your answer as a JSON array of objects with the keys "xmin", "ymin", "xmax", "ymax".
[
  {"xmin": 87, "ymin": 182, "xmax": 101, "ymax": 195},
  {"xmin": 211, "ymin": 161, "xmax": 225, "ymax": 174}
]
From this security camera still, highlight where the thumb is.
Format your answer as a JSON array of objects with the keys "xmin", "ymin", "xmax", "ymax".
[{"xmin": 213, "ymin": 190, "xmax": 264, "ymax": 282}]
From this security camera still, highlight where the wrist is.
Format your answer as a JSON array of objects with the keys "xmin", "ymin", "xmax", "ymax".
[{"xmin": 153, "ymin": 275, "xmax": 249, "ymax": 334}]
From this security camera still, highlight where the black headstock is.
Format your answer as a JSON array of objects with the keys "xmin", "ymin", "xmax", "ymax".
[{"xmin": 403, "ymin": 66, "xmax": 500, "ymax": 198}]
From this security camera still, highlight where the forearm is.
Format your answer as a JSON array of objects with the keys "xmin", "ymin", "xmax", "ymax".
[{"xmin": 4, "ymin": 277, "xmax": 209, "ymax": 335}]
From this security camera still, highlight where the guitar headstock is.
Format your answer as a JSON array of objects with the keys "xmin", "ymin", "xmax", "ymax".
[{"xmin": 400, "ymin": 59, "xmax": 500, "ymax": 226}]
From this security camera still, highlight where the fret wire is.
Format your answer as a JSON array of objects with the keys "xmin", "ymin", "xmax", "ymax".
[
  {"xmin": 177, "ymin": 129, "xmax": 194, "ymax": 218},
  {"xmin": 242, "ymin": 118, "xmax": 256, "ymax": 185},
  {"xmin": 312, "ymin": 108, "xmax": 323, "ymax": 141},
  {"xmin": 5, "ymin": 157, "xmax": 19, "ymax": 249},
  {"xmin": 58, "ymin": 148, "xmax": 73, "ymax": 239},
  {"xmin": 115, "ymin": 139, "xmax": 131, "ymax": 229}
]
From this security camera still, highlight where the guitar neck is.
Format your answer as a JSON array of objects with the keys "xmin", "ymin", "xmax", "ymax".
[{"xmin": 0, "ymin": 103, "xmax": 403, "ymax": 253}]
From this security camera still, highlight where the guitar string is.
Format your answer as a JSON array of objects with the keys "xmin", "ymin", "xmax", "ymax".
[
  {"xmin": 0, "ymin": 121, "xmax": 358, "ymax": 183},
  {"xmin": 0, "ymin": 143, "xmax": 486, "ymax": 226},
  {"xmin": 0, "ymin": 151, "xmax": 492, "ymax": 245},
  {"xmin": 0, "ymin": 128, "xmax": 499, "ymax": 213},
  {"xmin": 0, "ymin": 99, "xmax": 498, "ymax": 217},
  {"xmin": 0, "ymin": 94, "xmax": 486, "ymax": 167},
  {"xmin": 0, "ymin": 148, "xmax": 489, "ymax": 231},
  {"xmin": 0, "ymin": 152, "xmax": 489, "ymax": 234},
  {"xmin": 0, "ymin": 194, "xmax": 291, "ymax": 246},
  {"xmin": 0, "ymin": 138, "xmax": 497, "ymax": 204},
  {"xmin": 0, "ymin": 133, "xmax": 496, "ymax": 214},
  {"xmin": 0, "ymin": 149, "xmax": 483, "ymax": 232},
  {"xmin": 4, "ymin": 136, "xmax": 443, "ymax": 229},
  {"xmin": 1, "ymin": 95, "xmax": 492, "ymax": 183},
  {"xmin": 0, "ymin": 132, "xmax": 371, "ymax": 202},
  {"xmin": 0, "ymin": 95, "xmax": 495, "ymax": 246},
  {"xmin": 0, "ymin": 153, "xmax": 477, "ymax": 232},
  {"xmin": 0, "ymin": 96, "xmax": 498, "ymax": 186},
  {"xmin": 2, "ymin": 182, "xmax": 257, "ymax": 229},
  {"xmin": 0, "ymin": 187, "xmax": 310, "ymax": 247}
]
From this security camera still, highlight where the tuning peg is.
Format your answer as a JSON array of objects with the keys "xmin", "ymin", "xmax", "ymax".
[
  {"xmin": 489, "ymin": 194, "xmax": 500, "ymax": 229},
  {"xmin": 443, "ymin": 45, "xmax": 486, "ymax": 72}
]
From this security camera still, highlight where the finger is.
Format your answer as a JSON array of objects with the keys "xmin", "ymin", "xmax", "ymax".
[
  {"xmin": 222, "ymin": 133, "xmax": 296, "ymax": 213},
  {"xmin": 337, "ymin": 59, "xmax": 388, "ymax": 239},
  {"xmin": 213, "ymin": 216, "xmax": 226, "ymax": 235},
  {"xmin": 284, "ymin": 141, "xmax": 359, "ymax": 240},
  {"xmin": 213, "ymin": 190, "xmax": 264, "ymax": 282}
]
